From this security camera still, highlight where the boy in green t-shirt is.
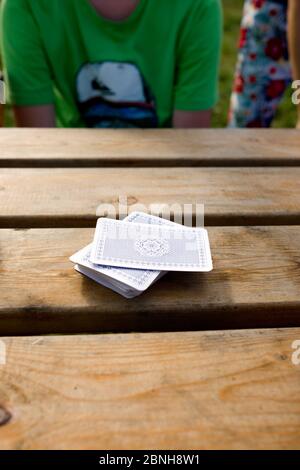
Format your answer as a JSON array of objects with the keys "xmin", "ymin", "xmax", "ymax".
[{"xmin": 0, "ymin": 0, "xmax": 222, "ymax": 128}]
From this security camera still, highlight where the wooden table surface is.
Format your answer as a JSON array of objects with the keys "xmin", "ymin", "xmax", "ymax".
[
  {"xmin": 1, "ymin": 329, "xmax": 299, "ymax": 450},
  {"xmin": 0, "ymin": 129, "xmax": 299, "ymax": 450}
]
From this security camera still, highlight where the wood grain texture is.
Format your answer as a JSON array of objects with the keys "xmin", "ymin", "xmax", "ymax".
[
  {"xmin": 0, "ymin": 329, "xmax": 299, "ymax": 450},
  {"xmin": 0, "ymin": 227, "xmax": 299, "ymax": 335},
  {"xmin": 1, "ymin": 128, "xmax": 300, "ymax": 167},
  {"xmin": 1, "ymin": 167, "xmax": 300, "ymax": 228}
]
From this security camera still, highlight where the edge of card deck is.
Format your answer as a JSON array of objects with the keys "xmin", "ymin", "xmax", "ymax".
[
  {"xmin": 74, "ymin": 264, "xmax": 138, "ymax": 299},
  {"xmin": 70, "ymin": 243, "xmax": 162, "ymax": 293},
  {"xmin": 70, "ymin": 212, "xmax": 177, "ymax": 295}
]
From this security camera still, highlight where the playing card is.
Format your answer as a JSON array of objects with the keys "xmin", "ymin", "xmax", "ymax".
[{"xmin": 90, "ymin": 218, "xmax": 213, "ymax": 272}]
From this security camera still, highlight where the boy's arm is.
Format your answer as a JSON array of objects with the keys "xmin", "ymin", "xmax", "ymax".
[
  {"xmin": 14, "ymin": 105, "xmax": 56, "ymax": 127},
  {"xmin": 172, "ymin": 0, "xmax": 222, "ymax": 128},
  {"xmin": 288, "ymin": 0, "xmax": 300, "ymax": 128},
  {"xmin": 1, "ymin": 0, "xmax": 55, "ymax": 127}
]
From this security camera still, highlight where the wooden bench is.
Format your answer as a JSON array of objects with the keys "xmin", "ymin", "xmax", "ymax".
[
  {"xmin": 1, "ymin": 128, "xmax": 300, "ymax": 166},
  {"xmin": 0, "ymin": 129, "xmax": 299, "ymax": 449},
  {"xmin": 0, "ymin": 226, "xmax": 299, "ymax": 335},
  {"xmin": 1, "ymin": 166, "xmax": 300, "ymax": 227},
  {"xmin": 0, "ymin": 328, "xmax": 299, "ymax": 450}
]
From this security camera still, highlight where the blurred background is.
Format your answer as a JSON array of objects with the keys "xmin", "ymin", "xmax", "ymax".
[{"xmin": 0, "ymin": 0, "xmax": 296, "ymax": 127}]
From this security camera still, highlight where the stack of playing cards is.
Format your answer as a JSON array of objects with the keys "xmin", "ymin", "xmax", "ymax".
[{"xmin": 70, "ymin": 212, "xmax": 213, "ymax": 298}]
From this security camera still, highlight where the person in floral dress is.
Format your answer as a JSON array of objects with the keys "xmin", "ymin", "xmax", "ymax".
[{"xmin": 229, "ymin": 0, "xmax": 291, "ymax": 128}]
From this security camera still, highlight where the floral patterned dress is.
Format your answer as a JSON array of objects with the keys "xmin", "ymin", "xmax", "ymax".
[{"xmin": 228, "ymin": 0, "xmax": 291, "ymax": 127}]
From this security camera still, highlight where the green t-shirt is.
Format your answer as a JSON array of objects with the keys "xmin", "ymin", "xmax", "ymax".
[{"xmin": 0, "ymin": 0, "xmax": 222, "ymax": 128}]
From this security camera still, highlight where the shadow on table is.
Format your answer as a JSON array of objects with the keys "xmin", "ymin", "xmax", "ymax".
[{"xmin": 79, "ymin": 268, "xmax": 234, "ymax": 334}]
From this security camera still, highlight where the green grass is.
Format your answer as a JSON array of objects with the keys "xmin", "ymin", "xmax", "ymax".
[
  {"xmin": 213, "ymin": 0, "xmax": 244, "ymax": 127},
  {"xmin": 2, "ymin": 0, "xmax": 297, "ymax": 128}
]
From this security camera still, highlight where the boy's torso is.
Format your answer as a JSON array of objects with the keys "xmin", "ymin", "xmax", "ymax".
[{"xmin": 26, "ymin": 0, "xmax": 189, "ymax": 127}]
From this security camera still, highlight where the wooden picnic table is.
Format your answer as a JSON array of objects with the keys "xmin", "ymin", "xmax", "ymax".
[{"xmin": 0, "ymin": 128, "xmax": 300, "ymax": 450}]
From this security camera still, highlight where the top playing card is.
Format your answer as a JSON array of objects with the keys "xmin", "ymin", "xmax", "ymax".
[{"xmin": 90, "ymin": 218, "xmax": 213, "ymax": 272}]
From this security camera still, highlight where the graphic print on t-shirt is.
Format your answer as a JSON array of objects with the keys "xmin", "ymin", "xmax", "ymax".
[{"xmin": 76, "ymin": 61, "xmax": 158, "ymax": 128}]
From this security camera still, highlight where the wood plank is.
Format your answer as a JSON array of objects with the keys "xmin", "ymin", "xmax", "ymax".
[
  {"xmin": 0, "ymin": 227, "xmax": 299, "ymax": 335},
  {"xmin": 0, "ymin": 167, "xmax": 300, "ymax": 228},
  {"xmin": 0, "ymin": 329, "xmax": 299, "ymax": 450},
  {"xmin": 1, "ymin": 129, "xmax": 300, "ymax": 167}
]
